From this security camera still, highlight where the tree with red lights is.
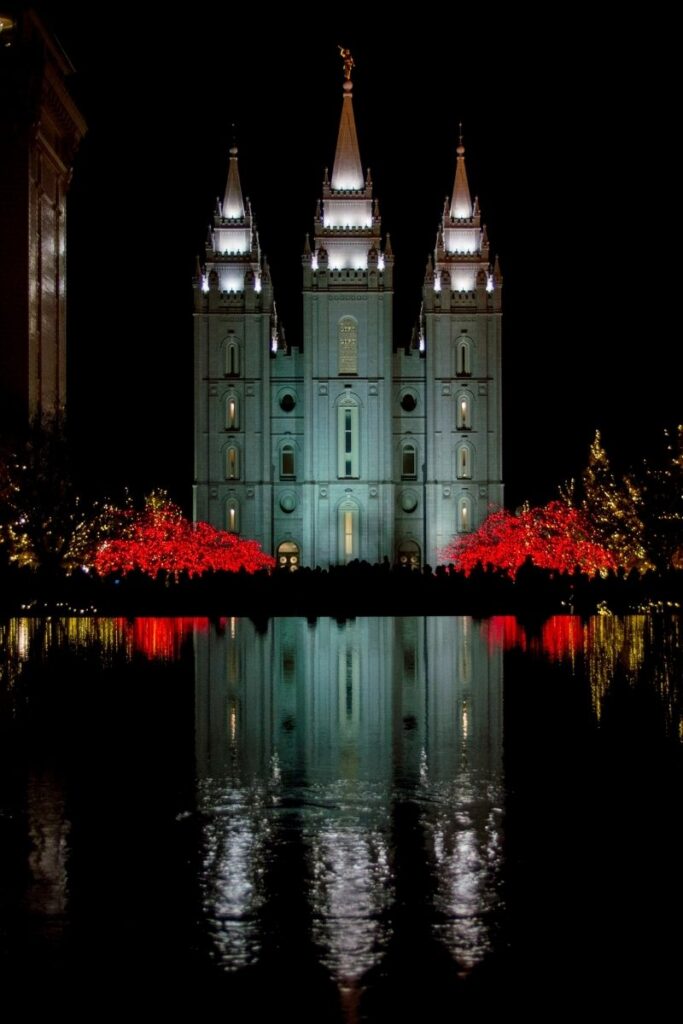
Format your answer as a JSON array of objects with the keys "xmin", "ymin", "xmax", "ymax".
[
  {"xmin": 92, "ymin": 492, "xmax": 274, "ymax": 577},
  {"xmin": 440, "ymin": 500, "xmax": 616, "ymax": 578}
]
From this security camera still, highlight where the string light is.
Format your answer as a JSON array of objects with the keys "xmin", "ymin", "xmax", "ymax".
[
  {"xmin": 441, "ymin": 500, "xmax": 616, "ymax": 578},
  {"xmin": 92, "ymin": 495, "xmax": 274, "ymax": 577}
]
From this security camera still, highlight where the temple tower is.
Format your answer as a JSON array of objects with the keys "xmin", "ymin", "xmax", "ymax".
[{"xmin": 301, "ymin": 57, "xmax": 395, "ymax": 565}]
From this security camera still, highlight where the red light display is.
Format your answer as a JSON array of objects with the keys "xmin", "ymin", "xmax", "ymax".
[
  {"xmin": 441, "ymin": 501, "xmax": 616, "ymax": 578},
  {"xmin": 93, "ymin": 500, "xmax": 275, "ymax": 577}
]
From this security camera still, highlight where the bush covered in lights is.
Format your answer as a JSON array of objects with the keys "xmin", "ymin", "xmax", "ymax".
[
  {"xmin": 93, "ymin": 494, "xmax": 274, "ymax": 577},
  {"xmin": 440, "ymin": 500, "xmax": 616, "ymax": 578}
]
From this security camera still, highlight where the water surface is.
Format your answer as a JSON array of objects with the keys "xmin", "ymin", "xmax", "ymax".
[{"xmin": 0, "ymin": 615, "xmax": 680, "ymax": 1018}]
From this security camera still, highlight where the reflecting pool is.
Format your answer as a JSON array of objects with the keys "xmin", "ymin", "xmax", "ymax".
[{"xmin": 0, "ymin": 616, "xmax": 680, "ymax": 1018}]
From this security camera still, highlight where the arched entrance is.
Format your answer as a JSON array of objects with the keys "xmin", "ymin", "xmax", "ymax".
[
  {"xmin": 397, "ymin": 539, "xmax": 421, "ymax": 569},
  {"xmin": 277, "ymin": 541, "xmax": 300, "ymax": 571}
]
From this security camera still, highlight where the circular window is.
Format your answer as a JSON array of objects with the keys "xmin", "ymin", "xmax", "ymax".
[
  {"xmin": 400, "ymin": 490, "xmax": 418, "ymax": 513},
  {"xmin": 280, "ymin": 494, "xmax": 296, "ymax": 513},
  {"xmin": 400, "ymin": 392, "xmax": 417, "ymax": 412},
  {"xmin": 280, "ymin": 393, "xmax": 296, "ymax": 412}
]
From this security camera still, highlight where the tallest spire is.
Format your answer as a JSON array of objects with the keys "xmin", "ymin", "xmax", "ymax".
[
  {"xmin": 331, "ymin": 47, "xmax": 364, "ymax": 191},
  {"xmin": 223, "ymin": 146, "xmax": 245, "ymax": 220}
]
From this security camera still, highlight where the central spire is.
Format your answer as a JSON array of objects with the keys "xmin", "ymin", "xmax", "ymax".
[
  {"xmin": 223, "ymin": 146, "xmax": 245, "ymax": 220},
  {"xmin": 331, "ymin": 47, "xmax": 364, "ymax": 191}
]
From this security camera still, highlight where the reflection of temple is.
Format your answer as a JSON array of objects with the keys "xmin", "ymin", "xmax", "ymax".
[{"xmin": 194, "ymin": 616, "xmax": 503, "ymax": 982}]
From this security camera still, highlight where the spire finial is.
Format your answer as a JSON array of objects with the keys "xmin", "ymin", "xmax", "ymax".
[
  {"xmin": 339, "ymin": 46, "xmax": 354, "ymax": 82},
  {"xmin": 457, "ymin": 122, "xmax": 465, "ymax": 157}
]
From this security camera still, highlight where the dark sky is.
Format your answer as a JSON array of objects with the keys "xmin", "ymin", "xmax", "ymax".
[{"xmin": 40, "ymin": 6, "xmax": 677, "ymax": 509}]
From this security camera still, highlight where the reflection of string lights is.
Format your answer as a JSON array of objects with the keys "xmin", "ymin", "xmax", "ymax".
[{"xmin": 484, "ymin": 614, "xmax": 679, "ymax": 736}]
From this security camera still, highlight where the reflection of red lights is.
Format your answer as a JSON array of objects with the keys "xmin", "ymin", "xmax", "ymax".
[
  {"xmin": 483, "ymin": 616, "xmax": 527, "ymax": 652},
  {"xmin": 484, "ymin": 615, "xmax": 585, "ymax": 662},
  {"xmin": 94, "ymin": 501, "xmax": 275, "ymax": 577},
  {"xmin": 441, "ymin": 501, "xmax": 616, "ymax": 578},
  {"xmin": 117, "ymin": 617, "xmax": 211, "ymax": 660},
  {"xmin": 539, "ymin": 616, "xmax": 584, "ymax": 661}
]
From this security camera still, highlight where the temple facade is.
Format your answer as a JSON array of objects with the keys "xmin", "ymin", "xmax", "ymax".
[{"xmin": 193, "ymin": 63, "xmax": 502, "ymax": 568}]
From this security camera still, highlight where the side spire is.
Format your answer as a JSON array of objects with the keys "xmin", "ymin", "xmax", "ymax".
[
  {"xmin": 450, "ymin": 123, "xmax": 473, "ymax": 219},
  {"xmin": 331, "ymin": 47, "xmax": 364, "ymax": 190},
  {"xmin": 223, "ymin": 145, "xmax": 245, "ymax": 220}
]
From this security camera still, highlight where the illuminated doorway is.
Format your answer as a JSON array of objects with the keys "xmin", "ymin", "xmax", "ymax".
[
  {"xmin": 277, "ymin": 541, "xmax": 300, "ymax": 571},
  {"xmin": 397, "ymin": 539, "xmax": 421, "ymax": 569}
]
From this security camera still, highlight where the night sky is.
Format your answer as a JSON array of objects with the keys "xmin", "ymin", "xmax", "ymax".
[{"xmin": 39, "ymin": 6, "xmax": 677, "ymax": 510}]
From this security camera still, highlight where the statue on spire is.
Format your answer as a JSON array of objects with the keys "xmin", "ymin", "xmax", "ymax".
[{"xmin": 338, "ymin": 46, "xmax": 354, "ymax": 81}]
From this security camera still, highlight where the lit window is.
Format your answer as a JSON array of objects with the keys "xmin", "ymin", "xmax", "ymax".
[
  {"xmin": 456, "ymin": 444, "xmax": 472, "ymax": 479},
  {"xmin": 456, "ymin": 338, "xmax": 471, "ymax": 377},
  {"xmin": 338, "ymin": 500, "xmax": 359, "ymax": 562},
  {"xmin": 337, "ymin": 403, "xmax": 359, "ymax": 478},
  {"xmin": 456, "ymin": 393, "xmax": 471, "ymax": 430},
  {"xmin": 226, "ymin": 446, "xmax": 240, "ymax": 480},
  {"xmin": 280, "ymin": 444, "xmax": 295, "ymax": 478},
  {"xmin": 227, "ymin": 499, "xmax": 239, "ymax": 533},
  {"xmin": 458, "ymin": 495, "xmax": 472, "ymax": 533},
  {"xmin": 402, "ymin": 443, "xmax": 417, "ymax": 479},
  {"xmin": 338, "ymin": 317, "xmax": 358, "ymax": 375},
  {"xmin": 344, "ymin": 510, "xmax": 353, "ymax": 555},
  {"xmin": 226, "ymin": 394, "xmax": 239, "ymax": 430}
]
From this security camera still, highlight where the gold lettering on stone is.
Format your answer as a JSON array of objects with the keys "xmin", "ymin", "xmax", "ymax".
[{"xmin": 338, "ymin": 317, "xmax": 358, "ymax": 375}]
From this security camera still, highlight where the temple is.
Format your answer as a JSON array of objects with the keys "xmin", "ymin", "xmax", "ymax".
[{"xmin": 193, "ymin": 57, "xmax": 502, "ymax": 568}]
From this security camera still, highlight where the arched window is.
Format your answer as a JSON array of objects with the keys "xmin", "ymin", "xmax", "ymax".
[
  {"xmin": 456, "ymin": 392, "xmax": 472, "ymax": 430},
  {"xmin": 280, "ymin": 443, "xmax": 295, "ymax": 479},
  {"xmin": 226, "ymin": 445, "xmax": 239, "ymax": 480},
  {"xmin": 402, "ymin": 442, "xmax": 417, "ymax": 480},
  {"xmin": 226, "ymin": 498, "xmax": 239, "ymax": 533},
  {"xmin": 338, "ymin": 316, "xmax": 358, "ymax": 375},
  {"xmin": 225, "ymin": 340, "xmax": 240, "ymax": 377},
  {"xmin": 337, "ymin": 397, "xmax": 359, "ymax": 478},
  {"xmin": 338, "ymin": 499, "xmax": 360, "ymax": 563},
  {"xmin": 456, "ymin": 443, "xmax": 472, "ymax": 479},
  {"xmin": 226, "ymin": 394, "xmax": 239, "ymax": 430},
  {"xmin": 458, "ymin": 494, "xmax": 472, "ymax": 533},
  {"xmin": 456, "ymin": 337, "xmax": 472, "ymax": 377}
]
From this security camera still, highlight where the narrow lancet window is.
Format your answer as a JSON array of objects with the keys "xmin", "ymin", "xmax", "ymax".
[
  {"xmin": 456, "ymin": 338, "xmax": 471, "ymax": 377},
  {"xmin": 456, "ymin": 393, "xmax": 471, "ymax": 430},
  {"xmin": 337, "ymin": 403, "xmax": 359, "ymax": 478}
]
